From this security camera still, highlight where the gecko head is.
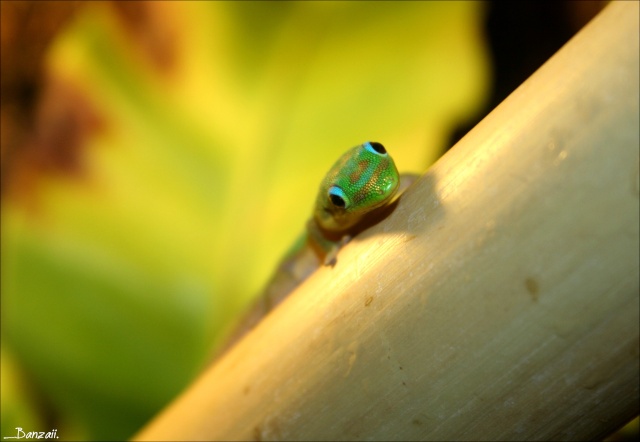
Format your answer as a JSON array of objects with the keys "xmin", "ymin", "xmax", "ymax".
[{"xmin": 315, "ymin": 141, "xmax": 400, "ymax": 232}]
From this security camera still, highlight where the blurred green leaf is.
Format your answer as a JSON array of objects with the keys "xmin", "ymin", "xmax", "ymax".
[
  {"xmin": 1, "ymin": 346, "xmax": 45, "ymax": 438},
  {"xmin": 1, "ymin": 1, "xmax": 490, "ymax": 439}
]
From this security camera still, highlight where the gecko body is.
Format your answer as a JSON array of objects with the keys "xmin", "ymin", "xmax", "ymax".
[{"xmin": 216, "ymin": 141, "xmax": 414, "ymax": 355}]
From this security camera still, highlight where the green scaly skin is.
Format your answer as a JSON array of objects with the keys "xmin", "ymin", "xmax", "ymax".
[
  {"xmin": 214, "ymin": 142, "xmax": 415, "ymax": 357},
  {"xmin": 308, "ymin": 141, "xmax": 400, "ymax": 265}
]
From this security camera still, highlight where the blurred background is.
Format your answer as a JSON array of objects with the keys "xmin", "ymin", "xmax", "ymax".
[{"xmin": 4, "ymin": 1, "xmax": 633, "ymax": 441}]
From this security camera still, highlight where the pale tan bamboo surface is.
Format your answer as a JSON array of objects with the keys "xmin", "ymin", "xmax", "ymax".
[{"xmin": 135, "ymin": 2, "xmax": 639, "ymax": 441}]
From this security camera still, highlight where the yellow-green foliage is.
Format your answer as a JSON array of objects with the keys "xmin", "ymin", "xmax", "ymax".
[{"xmin": 1, "ymin": 2, "xmax": 489, "ymax": 439}]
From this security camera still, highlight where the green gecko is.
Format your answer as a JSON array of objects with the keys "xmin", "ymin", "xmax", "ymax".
[
  {"xmin": 309, "ymin": 140, "xmax": 404, "ymax": 265},
  {"xmin": 216, "ymin": 141, "xmax": 416, "ymax": 355}
]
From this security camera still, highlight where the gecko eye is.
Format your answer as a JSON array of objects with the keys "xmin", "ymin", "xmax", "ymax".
[
  {"xmin": 364, "ymin": 141, "xmax": 387, "ymax": 156},
  {"xmin": 328, "ymin": 186, "xmax": 348, "ymax": 209}
]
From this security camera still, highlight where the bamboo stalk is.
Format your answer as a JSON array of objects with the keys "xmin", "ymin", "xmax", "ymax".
[{"xmin": 135, "ymin": 2, "xmax": 639, "ymax": 440}]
